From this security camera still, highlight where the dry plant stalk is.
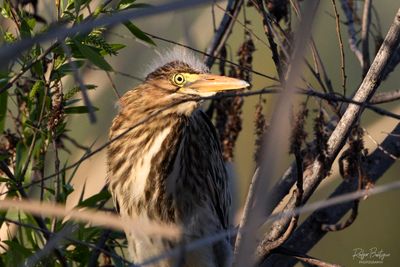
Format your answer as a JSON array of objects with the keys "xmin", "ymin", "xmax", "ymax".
[{"xmin": 0, "ymin": 198, "xmax": 180, "ymax": 238}]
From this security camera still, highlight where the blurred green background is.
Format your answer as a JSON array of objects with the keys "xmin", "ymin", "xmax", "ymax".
[{"xmin": 32, "ymin": 0, "xmax": 399, "ymax": 266}]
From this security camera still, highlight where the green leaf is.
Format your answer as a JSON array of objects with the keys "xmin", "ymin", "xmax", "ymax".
[
  {"xmin": 123, "ymin": 21, "xmax": 155, "ymax": 46},
  {"xmin": 78, "ymin": 189, "xmax": 111, "ymax": 208},
  {"xmin": 74, "ymin": 0, "xmax": 82, "ymax": 15},
  {"xmin": 109, "ymin": 43, "xmax": 126, "ymax": 53},
  {"xmin": 74, "ymin": 41, "xmax": 113, "ymax": 71},
  {"xmin": 64, "ymin": 106, "xmax": 99, "ymax": 114},
  {"xmin": 117, "ymin": 0, "xmax": 151, "ymax": 10},
  {"xmin": 0, "ymin": 90, "xmax": 7, "ymax": 133},
  {"xmin": 117, "ymin": 0, "xmax": 135, "ymax": 8},
  {"xmin": 20, "ymin": 18, "xmax": 36, "ymax": 38}
]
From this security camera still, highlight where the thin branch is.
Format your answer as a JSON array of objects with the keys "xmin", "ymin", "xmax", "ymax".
[
  {"xmin": 234, "ymin": 168, "xmax": 259, "ymax": 257},
  {"xmin": 363, "ymin": 127, "xmax": 397, "ymax": 160},
  {"xmin": 369, "ymin": 89, "xmax": 400, "ymax": 104},
  {"xmin": 204, "ymin": 0, "xmax": 244, "ymax": 67},
  {"xmin": 214, "ymin": 2, "xmax": 269, "ymax": 48},
  {"xmin": 256, "ymin": 0, "xmax": 284, "ymax": 80},
  {"xmin": 339, "ymin": 0, "xmax": 364, "ymax": 66},
  {"xmin": 106, "ymin": 71, "xmax": 121, "ymax": 99},
  {"xmin": 331, "ymin": 0, "xmax": 347, "ymax": 95},
  {"xmin": 361, "ymin": 0, "xmax": 372, "ymax": 76}
]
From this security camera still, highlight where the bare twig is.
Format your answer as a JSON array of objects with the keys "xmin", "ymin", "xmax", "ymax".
[
  {"xmin": 234, "ymin": 168, "xmax": 258, "ymax": 257},
  {"xmin": 214, "ymin": 2, "xmax": 269, "ymax": 48},
  {"xmin": 361, "ymin": 0, "xmax": 372, "ymax": 76},
  {"xmin": 256, "ymin": 0, "xmax": 284, "ymax": 80},
  {"xmin": 363, "ymin": 127, "xmax": 397, "ymax": 160},
  {"xmin": 331, "ymin": 0, "xmax": 347, "ymax": 95},
  {"xmin": 369, "ymin": 89, "xmax": 400, "ymax": 104},
  {"xmin": 339, "ymin": 0, "xmax": 364, "ymax": 66},
  {"xmin": 0, "ymin": 198, "xmax": 180, "ymax": 238},
  {"xmin": 204, "ymin": 0, "xmax": 244, "ymax": 67},
  {"xmin": 106, "ymin": 72, "xmax": 121, "ymax": 99}
]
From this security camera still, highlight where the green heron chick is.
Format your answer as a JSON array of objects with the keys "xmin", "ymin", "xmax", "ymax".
[{"xmin": 107, "ymin": 49, "xmax": 249, "ymax": 267}]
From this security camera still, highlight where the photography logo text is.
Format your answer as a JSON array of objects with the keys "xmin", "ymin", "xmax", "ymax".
[{"xmin": 352, "ymin": 247, "xmax": 390, "ymax": 264}]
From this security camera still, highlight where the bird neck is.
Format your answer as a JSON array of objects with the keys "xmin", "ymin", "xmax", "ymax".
[{"xmin": 108, "ymin": 98, "xmax": 194, "ymax": 220}]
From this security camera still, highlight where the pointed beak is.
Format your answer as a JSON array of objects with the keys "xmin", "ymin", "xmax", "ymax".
[{"xmin": 185, "ymin": 74, "xmax": 249, "ymax": 93}]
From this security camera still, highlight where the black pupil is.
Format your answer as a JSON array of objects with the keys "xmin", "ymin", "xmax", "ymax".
[{"xmin": 177, "ymin": 76, "xmax": 182, "ymax": 82}]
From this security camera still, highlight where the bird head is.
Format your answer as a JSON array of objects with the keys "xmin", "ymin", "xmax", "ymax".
[
  {"xmin": 145, "ymin": 60, "xmax": 249, "ymax": 98},
  {"xmin": 120, "ymin": 49, "xmax": 249, "ymax": 116}
]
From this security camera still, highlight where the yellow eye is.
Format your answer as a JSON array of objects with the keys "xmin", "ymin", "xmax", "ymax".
[{"xmin": 172, "ymin": 74, "xmax": 185, "ymax": 86}]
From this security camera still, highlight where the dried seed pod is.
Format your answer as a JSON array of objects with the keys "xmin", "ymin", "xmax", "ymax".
[
  {"xmin": 253, "ymin": 98, "xmax": 269, "ymax": 162},
  {"xmin": 237, "ymin": 31, "xmax": 255, "ymax": 84},
  {"xmin": 215, "ymin": 32, "xmax": 256, "ymax": 162},
  {"xmin": 289, "ymin": 103, "xmax": 308, "ymax": 155}
]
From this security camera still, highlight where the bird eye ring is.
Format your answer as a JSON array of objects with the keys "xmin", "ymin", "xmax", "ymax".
[{"xmin": 172, "ymin": 74, "xmax": 185, "ymax": 86}]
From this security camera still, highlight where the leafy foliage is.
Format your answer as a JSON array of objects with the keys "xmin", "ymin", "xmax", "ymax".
[{"xmin": 0, "ymin": 0, "xmax": 154, "ymax": 265}]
